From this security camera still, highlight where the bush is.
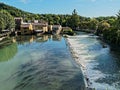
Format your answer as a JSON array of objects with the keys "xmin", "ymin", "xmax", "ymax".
[{"xmin": 63, "ymin": 28, "xmax": 75, "ymax": 35}]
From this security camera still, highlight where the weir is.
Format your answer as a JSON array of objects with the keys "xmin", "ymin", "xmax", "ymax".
[
  {"xmin": 66, "ymin": 32, "xmax": 120, "ymax": 90},
  {"xmin": 66, "ymin": 37, "xmax": 94, "ymax": 90}
]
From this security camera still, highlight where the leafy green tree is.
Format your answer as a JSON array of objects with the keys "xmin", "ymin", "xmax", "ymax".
[
  {"xmin": 68, "ymin": 9, "xmax": 80, "ymax": 29},
  {"xmin": 0, "ymin": 17, "xmax": 5, "ymax": 31},
  {"xmin": 116, "ymin": 10, "xmax": 120, "ymax": 29},
  {"xmin": 99, "ymin": 11, "xmax": 120, "ymax": 45},
  {"xmin": 0, "ymin": 10, "xmax": 15, "ymax": 31},
  {"xmin": 107, "ymin": 18, "xmax": 116, "ymax": 26},
  {"xmin": 89, "ymin": 19, "xmax": 98, "ymax": 30},
  {"xmin": 79, "ymin": 21, "xmax": 90, "ymax": 29},
  {"xmin": 96, "ymin": 21, "xmax": 110, "ymax": 35},
  {"xmin": 116, "ymin": 30, "xmax": 120, "ymax": 44},
  {"xmin": 55, "ymin": 15, "xmax": 60, "ymax": 24}
]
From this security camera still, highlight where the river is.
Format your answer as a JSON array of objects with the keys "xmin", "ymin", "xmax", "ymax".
[
  {"xmin": 67, "ymin": 32, "xmax": 120, "ymax": 90},
  {"xmin": 0, "ymin": 33, "xmax": 120, "ymax": 90},
  {"xmin": 0, "ymin": 35, "xmax": 85, "ymax": 90}
]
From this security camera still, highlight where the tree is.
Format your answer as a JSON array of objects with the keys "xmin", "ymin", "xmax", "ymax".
[
  {"xmin": 116, "ymin": 10, "xmax": 120, "ymax": 29},
  {"xmin": 96, "ymin": 21, "xmax": 110, "ymax": 35},
  {"xmin": 79, "ymin": 21, "xmax": 90, "ymax": 29},
  {"xmin": 0, "ymin": 17, "xmax": 5, "ymax": 31},
  {"xmin": 116, "ymin": 30, "xmax": 120, "ymax": 44},
  {"xmin": 54, "ymin": 15, "xmax": 60, "ymax": 24},
  {"xmin": 107, "ymin": 18, "xmax": 116, "ymax": 26},
  {"xmin": 0, "ymin": 10, "xmax": 15, "ymax": 31},
  {"xmin": 89, "ymin": 19, "xmax": 98, "ymax": 30},
  {"xmin": 99, "ymin": 11, "xmax": 120, "ymax": 45},
  {"xmin": 68, "ymin": 9, "xmax": 80, "ymax": 29}
]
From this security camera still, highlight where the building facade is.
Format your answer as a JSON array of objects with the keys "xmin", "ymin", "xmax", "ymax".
[
  {"xmin": 21, "ymin": 23, "xmax": 33, "ymax": 35},
  {"xmin": 14, "ymin": 17, "xmax": 23, "ymax": 31}
]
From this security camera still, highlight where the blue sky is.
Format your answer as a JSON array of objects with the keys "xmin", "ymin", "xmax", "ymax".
[{"xmin": 0, "ymin": 0, "xmax": 120, "ymax": 17}]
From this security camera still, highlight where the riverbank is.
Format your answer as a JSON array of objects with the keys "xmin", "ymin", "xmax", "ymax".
[{"xmin": 74, "ymin": 29, "xmax": 95, "ymax": 33}]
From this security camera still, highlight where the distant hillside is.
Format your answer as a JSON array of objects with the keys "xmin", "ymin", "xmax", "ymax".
[
  {"xmin": 0, "ymin": 3, "xmax": 116, "ymax": 27},
  {"xmin": 0, "ymin": 3, "xmax": 34, "ymax": 17},
  {"xmin": 0, "ymin": 3, "xmax": 71, "ymax": 25},
  {"xmin": 0, "ymin": 3, "xmax": 44, "ymax": 23}
]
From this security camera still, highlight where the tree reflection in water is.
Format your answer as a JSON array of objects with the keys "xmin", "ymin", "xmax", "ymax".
[{"xmin": 0, "ymin": 39, "xmax": 17, "ymax": 62}]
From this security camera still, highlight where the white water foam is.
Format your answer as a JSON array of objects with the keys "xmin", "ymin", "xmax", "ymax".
[{"xmin": 66, "ymin": 35, "xmax": 110, "ymax": 89}]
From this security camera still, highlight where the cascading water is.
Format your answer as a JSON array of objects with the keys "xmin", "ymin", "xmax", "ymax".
[{"xmin": 67, "ymin": 32, "xmax": 120, "ymax": 90}]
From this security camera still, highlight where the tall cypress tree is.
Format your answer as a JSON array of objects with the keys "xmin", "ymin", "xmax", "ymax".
[{"xmin": 68, "ymin": 9, "xmax": 80, "ymax": 30}]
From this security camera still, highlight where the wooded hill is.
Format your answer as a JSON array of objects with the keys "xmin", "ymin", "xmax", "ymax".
[{"xmin": 0, "ymin": 3, "xmax": 33, "ymax": 17}]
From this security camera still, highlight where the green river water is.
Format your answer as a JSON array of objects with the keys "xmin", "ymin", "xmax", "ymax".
[{"xmin": 0, "ymin": 35, "xmax": 85, "ymax": 90}]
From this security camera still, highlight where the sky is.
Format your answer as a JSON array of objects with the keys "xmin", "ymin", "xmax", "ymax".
[{"xmin": 0, "ymin": 0, "xmax": 120, "ymax": 17}]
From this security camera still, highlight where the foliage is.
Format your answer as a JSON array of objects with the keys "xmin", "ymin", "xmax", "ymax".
[
  {"xmin": 0, "ymin": 17, "xmax": 5, "ymax": 31},
  {"xmin": 63, "ymin": 27, "xmax": 75, "ymax": 35},
  {"xmin": 116, "ymin": 10, "xmax": 120, "ymax": 29},
  {"xmin": 89, "ymin": 19, "xmax": 98, "ymax": 30},
  {"xmin": 67, "ymin": 9, "xmax": 80, "ymax": 29},
  {"xmin": 0, "ymin": 9, "xmax": 15, "ymax": 31},
  {"xmin": 100, "ymin": 11, "xmax": 120, "ymax": 45},
  {"xmin": 96, "ymin": 21, "xmax": 110, "ymax": 35},
  {"xmin": 0, "ymin": 3, "xmax": 30, "ymax": 17},
  {"xmin": 79, "ymin": 21, "xmax": 90, "ymax": 29}
]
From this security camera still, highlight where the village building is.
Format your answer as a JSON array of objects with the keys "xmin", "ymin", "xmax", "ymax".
[
  {"xmin": 14, "ymin": 17, "xmax": 63, "ymax": 35},
  {"xmin": 48, "ymin": 25, "xmax": 53, "ymax": 32},
  {"xmin": 20, "ymin": 23, "xmax": 33, "ymax": 35},
  {"xmin": 52, "ymin": 25, "xmax": 62, "ymax": 31},
  {"xmin": 32, "ymin": 20, "xmax": 48, "ymax": 33},
  {"xmin": 14, "ymin": 17, "xmax": 23, "ymax": 31},
  {"xmin": 51, "ymin": 25, "xmax": 62, "ymax": 35}
]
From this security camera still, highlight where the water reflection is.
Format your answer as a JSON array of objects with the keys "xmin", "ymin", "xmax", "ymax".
[
  {"xmin": 52, "ymin": 35, "xmax": 62, "ymax": 41},
  {"xmin": 0, "ymin": 35, "xmax": 85, "ymax": 90},
  {"xmin": 0, "ymin": 38, "xmax": 17, "ymax": 62},
  {"xmin": 14, "ymin": 36, "xmax": 36, "ymax": 45},
  {"xmin": 14, "ymin": 35, "xmax": 62, "ymax": 44}
]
